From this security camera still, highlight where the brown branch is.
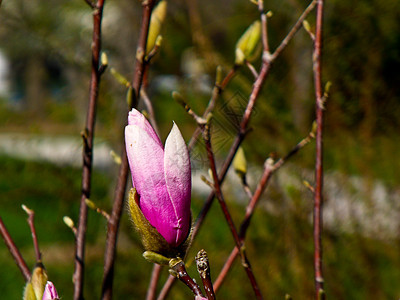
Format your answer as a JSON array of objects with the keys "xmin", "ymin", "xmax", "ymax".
[
  {"xmin": 202, "ymin": 123, "xmax": 263, "ymax": 299},
  {"xmin": 146, "ymin": 264, "xmax": 162, "ymax": 300},
  {"xmin": 141, "ymin": 90, "xmax": 160, "ymax": 137},
  {"xmin": 195, "ymin": 249, "xmax": 215, "ymax": 300},
  {"xmin": 270, "ymin": 0, "xmax": 317, "ymax": 62},
  {"xmin": 214, "ymin": 130, "xmax": 315, "ymax": 290},
  {"xmin": 170, "ymin": 260, "xmax": 205, "ymax": 298},
  {"xmin": 101, "ymin": 1, "xmax": 156, "ymax": 300},
  {"xmin": 188, "ymin": 66, "xmax": 237, "ymax": 151},
  {"xmin": 313, "ymin": 0, "xmax": 325, "ymax": 299},
  {"xmin": 158, "ymin": 2, "xmax": 317, "ymax": 298},
  {"xmin": 22, "ymin": 205, "xmax": 41, "ymax": 262},
  {"xmin": 0, "ymin": 216, "xmax": 31, "ymax": 282},
  {"xmin": 156, "ymin": 276, "xmax": 175, "ymax": 300},
  {"xmin": 73, "ymin": 1, "xmax": 106, "ymax": 299}
]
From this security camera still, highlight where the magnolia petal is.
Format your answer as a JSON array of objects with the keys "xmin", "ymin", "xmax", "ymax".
[
  {"xmin": 125, "ymin": 124, "xmax": 168, "ymax": 231},
  {"xmin": 42, "ymin": 281, "xmax": 59, "ymax": 300},
  {"xmin": 128, "ymin": 108, "xmax": 162, "ymax": 147},
  {"xmin": 164, "ymin": 123, "xmax": 191, "ymax": 246}
]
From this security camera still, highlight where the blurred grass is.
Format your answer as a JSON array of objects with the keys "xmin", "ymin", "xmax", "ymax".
[{"xmin": 1, "ymin": 155, "xmax": 400, "ymax": 299}]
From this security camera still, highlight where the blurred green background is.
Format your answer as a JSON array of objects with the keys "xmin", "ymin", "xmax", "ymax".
[{"xmin": 0, "ymin": 0, "xmax": 400, "ymax": 299}]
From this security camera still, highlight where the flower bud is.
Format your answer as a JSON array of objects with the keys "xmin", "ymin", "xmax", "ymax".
[
  {"xmin": 23, "ymin": 263, "xmax": 48, "ymax": 300},
  {"xmin": 233, "ymin": 146, "xmax": 247, "ymax": 177},
  {"xmin": 42, "ymin": 281, "xmax": 59, "ymax": 300},
  {"xmin": 235, "ymin": 20, "xmax": 261, "ymax": 65},
  {"xmin": 125, "ymin": 109, "xmax": 191, "ymax": 257},
  {"xmin": 146, "ymin": 1, "xmax": 167, "ymax": 55}
]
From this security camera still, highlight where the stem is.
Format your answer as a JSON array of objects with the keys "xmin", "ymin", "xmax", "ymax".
[
  {"xmin": 0, "ymin": 216, "xmax": 31, "ymax": 282},
  {"xmin": 170, "ymin": 260, "xmax": 204, "ymax": 298},
  {"xmin": 195, "ymin": 249, "xmax": 216, "ymax": 300},
  {"xmin": 158, "ymin": 2, "xmax": 317, "ymax": 298},
  {"xmin": 313, "ymin": 0, "xmax": 325, "ymax": 298},
  {"xmin": 270, "ymin": 0, "xmax": 317, "ymax": 61},
  {"xmin": 101, "ymin": 1, "xmax": 156, "ymax": 299},
  {"xmin": 22, "ymin": 205, "xmax": 41, "ymax": 262},
  {"xmin": 214, "ymin": 132, "xmax": 314, "ymax": 290},
  {"xmin": 146, "ymin": 264, "xmax": 162, "ymax": 300},
  {"xmin": 156, "ymin": 276, "xmax": 175, "ymax": 300},
  {"xmin": 203, "ymin": 124, "xmax": 263, "ymax": 300},
  {"xmin": 74, "ymin": 1, "xmax": 106, "ymax": 299}
]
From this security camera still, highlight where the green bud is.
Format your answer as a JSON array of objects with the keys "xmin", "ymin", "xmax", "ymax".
[
  {"xmin": 324, "ymin": 81, "xmax": 332, "ymax": 96},
  {"xmin": 128, "ymin": 188, "xmax": 190, "ymax": 260},
  {"xmin": 146, "ymin": 1, "xmax": 167, "ymax": 55},
  {"xmin": 23, "ymin": 283, "xmax": 36, "ymax": 300},
  {"xmin": 126, "ymin": 86, "xmax": 133, "ymax": 108},
  {"xmin": 233, "ymin": 147, "xmax": 247, "ymax": 177},
  {"xmin": 311, "ymin": 120, "xmax": 318, "ymax": 138},
  {"xmin": 303, "ymin": 20, "xmax": 311, "ymax": 33},
  {"xmin": 172, "ymin": 91, "xmax": 185, "ymax": 106},
  {"xmin": 23, "ymin": 263, "xmax": 48, "ymax": 300},
  {"xmin": 110, "ymin": 150, "xmax": 122, "ymax": 165},
  {"xmin": 63, "ymin": 216, "xmax": 74, "ymax": 229},
  {"xmin": 143, "ymin": 251, "xmax": 171, "ymax": 265},
  {"xmin": 85, "ymin": 199, "xmax": 96, "ymax": 210},
  {"xmin": 235, "ymin": 20, "xmax": 261, "ymax": 65},
  {"xmin": 155, "ymin": 35, "xmax": 163, "ymax": 48},
  {"xmin": 110, "ymin": 68, "xmax": 130, "ymax": 87},
  {"xmin": 215, "ymin": 65, "xmax": 223, "ymax": 86},
  {"xmin": 101, "ymin": 52, "xmax": 108, "ymax": 67}
]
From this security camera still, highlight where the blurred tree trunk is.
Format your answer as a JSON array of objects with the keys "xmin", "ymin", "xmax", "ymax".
[
  {"xmin": 24, "ymin": 57, "xmax": 48, "ymax": 115},
  {"xmin": 289, "ymin": 30, "xmax": 312, "ymax": 133}
]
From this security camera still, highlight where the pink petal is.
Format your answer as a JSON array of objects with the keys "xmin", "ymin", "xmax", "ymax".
[
  {"xmin": 164, "ymin": 123, "xmax": 191, "ymax": 246},
  {"xmin": 128, "ymin": 108, "xmax": 162, "ymax": 147},
  {"xmin": 42, "ymin": 281, "xmax": 59, "ymax": 300},
  {"xmin": 125, "ymin": 124, "xmax": 181, "ymax": 245}
]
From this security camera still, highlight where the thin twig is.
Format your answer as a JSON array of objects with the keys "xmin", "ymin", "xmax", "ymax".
[
  {"xmin": 141, "ymin": 89, "xmax": 160, "ymax": 137},
  {"xmin": 202, "ymin": 123, "xmax": 263, "ymax": 299},
  {"xmin": 313, "ymin": 0, "xmax": 325, "ymax": 298},
  {"xmin": 214, "ymin": 130, "xmax": 314, "ymax": 290},
  {"xmin": 270, "ymin": 0, "xmax": 317, "ymax": 62},
  {"xmin": 157, "ymin": 2, "xmax": 317, "ymax": 298},
  {"xmin": 0, "ymin": 216, "xmax": 31, "ymax": 281},
  {"xmin": 188, "ymin": 66, "xmax": 237, "ymax": 151},
  {"xmin": 146, "ymin": 264, "xmax": 162, "ymax": 300},
  {"xmin": 22, "ymin": 205, "xmax": 41, "ymax": 262},
  {"xmin": 157, "ymin": 276, "xmax": 175, "ymax": 300},
  {"xmin": 73, "ymin": 0, "xmax": 106, "ymax": 299},
  {"xmin": 195, "ymin": 249, "xmax": 216, "ymax": 300},
  {"xmin": 170, "ymin": 260, "xmax": 205, "ymax": 298},
  {"xmin": 85, "ymin": 199, "xmax": 110, "ymax": 221},
  {"xmin": 101, "ymin": 1, "xmax": 156, "ymax": 299},
  {"xmin": 246, "ymin": 61, "xmax": 259, "ymax": 78}
]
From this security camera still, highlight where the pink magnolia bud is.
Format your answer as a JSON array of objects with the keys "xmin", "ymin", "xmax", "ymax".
[
  {"xmin": 42, "ymin": 281, "xmax": 59, "ymax": 300},
  {"xmin": 125, "ymin": 108, "xmax": 191, "ymax": 247}
]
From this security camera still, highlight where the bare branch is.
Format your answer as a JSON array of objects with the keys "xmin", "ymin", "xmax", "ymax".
[
  {"xmin": 195, "ymin": 249, "xmax": 215, "ymax": 300},
  {"xmin": 22, "ymin": 205, "xmax": 41, "ymax": 262},
  {"xmin": 170, "ymin": 260, "xmax": 205, "ymax": 298},
  {"xmin": 146, "ymin": 264, "xmax": 162, "ymax": 300},
  {"xmin": 74, "ymin": 0, "xmax": 106, "ymax": 298},
  {"xmin": 214, "ymin": 128, "xmax": 315, "ymax": 290},
  {"xmin": 312, "ymin": 0, "xmax": 325, "ymax": 298},
  {"xmin": 202, "ymin": 122, "xmax": 263, "ymax": 299},
  {"xmin": 101, "ymin": 1, "xmax": 156, "ymax": 299},
  {"xmin": 0, "ymin": 216, "xmax": 31, "ymax": 282}
]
